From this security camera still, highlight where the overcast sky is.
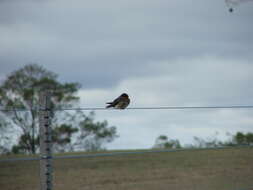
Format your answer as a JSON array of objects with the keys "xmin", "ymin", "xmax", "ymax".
[{"xmin": 1, "ymin": 0, "xmax": 253, "ymax": 149}]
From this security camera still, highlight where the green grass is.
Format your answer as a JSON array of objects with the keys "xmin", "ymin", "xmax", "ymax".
[{"xmin": 1, "ymin": 147, "xmax": 253, "ymax": 190}]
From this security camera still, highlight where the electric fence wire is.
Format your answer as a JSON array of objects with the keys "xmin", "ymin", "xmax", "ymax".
[{"xmin": 1, "ymin": 105, "xmax": 253, "ymax": 112}]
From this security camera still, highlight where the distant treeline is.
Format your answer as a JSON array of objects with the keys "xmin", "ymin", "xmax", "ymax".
[{"xmin": 153, "ymin": 132, "xmax": 253, "ymax": 149}]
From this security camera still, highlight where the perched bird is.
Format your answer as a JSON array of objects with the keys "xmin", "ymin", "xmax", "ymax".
[
  {"xmin": 229, "ymin": 7, "xmax": 234, "ymax": 12},
  {"xmin": 106, "ymin": 93, "xmax": 130, "ymax": 109}
]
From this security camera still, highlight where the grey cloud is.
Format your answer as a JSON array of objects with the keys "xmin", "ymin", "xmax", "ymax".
[{"xmin": 0, "ymin": 0, "xmax": 253, "ymax": 89}]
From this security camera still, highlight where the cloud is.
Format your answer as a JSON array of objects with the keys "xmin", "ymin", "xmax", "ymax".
[
  {"xmin": 77, "ymin": 56, "xmax": 253, "ymax": 149},
  {"xmin": 1, "ymin": 0, "xmax": 253, "ymax": 89}
]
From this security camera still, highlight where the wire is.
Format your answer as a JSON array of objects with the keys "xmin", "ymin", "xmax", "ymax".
[{"xmin": 1, "ymin": 105, "xmax": 253, "ymax": 112}]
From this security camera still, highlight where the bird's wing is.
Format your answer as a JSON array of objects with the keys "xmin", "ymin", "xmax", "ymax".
[{"xmin": 107, "ymin": 96, "xmax": 122, "ymax": 106}]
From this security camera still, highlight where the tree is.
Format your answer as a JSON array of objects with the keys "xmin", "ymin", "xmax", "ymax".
[
  {"xmin": 0, "ymin": 116, "xmax": 11, "ymax": 154},
  {"xmin": 0, "ymin": 64, "xmax": 80, "ymax": 154},
  {"xmin": 233, "ymin": 132, "xmax": 253, "ymax": 145},
  {"xmin": 0, "ymin": 64, "xmax": 118, "ymax": 154},
  {"xmin": 49, "ymin": 111, "xmax": 118, "ymax": 152},
  {"xmin": 74, "ymin": 111, "xmax": 118, "ymax": 151},
  {"xmin": 245, "ymin": 133, "xmax": 253, "ymax": 145},
  {"xmin": 153, "ymin": 135, "xmax": 181, "ymax": 149},
  {"xmin": 234, "ymin": 132, "xmax": 245, "ymax": 145}
]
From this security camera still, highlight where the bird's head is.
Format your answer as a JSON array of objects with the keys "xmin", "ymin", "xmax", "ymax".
[{"xmin": 121, "ymin": 93, "xmax": 129, "ymax": 98}]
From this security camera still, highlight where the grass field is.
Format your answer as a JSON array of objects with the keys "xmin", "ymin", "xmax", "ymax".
[{"xmin": 0, "ymin": 147, "xmax": 253, "ymax": 190}]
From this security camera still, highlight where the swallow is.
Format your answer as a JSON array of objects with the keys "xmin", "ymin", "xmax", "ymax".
[{"xmin": 106, "ymin": 93, "xmax": 130, "ymax": 109}]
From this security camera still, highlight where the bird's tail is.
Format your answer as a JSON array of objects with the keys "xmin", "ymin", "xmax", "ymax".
[{"xmin": 106, "ymin": 102, "xmax": 113, "ymax": 108}]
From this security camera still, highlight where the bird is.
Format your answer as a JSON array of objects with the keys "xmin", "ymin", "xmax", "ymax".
[
  {"xmin": 229, "ymin": 7, "xmax": 234, "ymax": 12},
  {"xmin": 106, "ymin": 93, "xmax": 130, "ymax": 109}
]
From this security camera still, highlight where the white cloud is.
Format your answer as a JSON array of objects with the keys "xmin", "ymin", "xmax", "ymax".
[{"xmin": 77, "ymin": 56, "xmax": 253, "ymax": 149}]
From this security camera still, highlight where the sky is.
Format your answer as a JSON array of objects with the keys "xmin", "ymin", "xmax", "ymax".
[{"xmin": 1, "ymin": 0, "xmax": 253, "ymax": 150}]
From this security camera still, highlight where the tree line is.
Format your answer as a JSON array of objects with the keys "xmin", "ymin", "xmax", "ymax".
[{"xmin": 153, "ymin": 132, "xmax": 253, "ymax": 149}]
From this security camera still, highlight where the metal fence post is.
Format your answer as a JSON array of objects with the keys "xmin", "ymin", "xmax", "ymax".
[{"xmin": 39, "ymin": 91, "xmax": 53, "ymax": 190}]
